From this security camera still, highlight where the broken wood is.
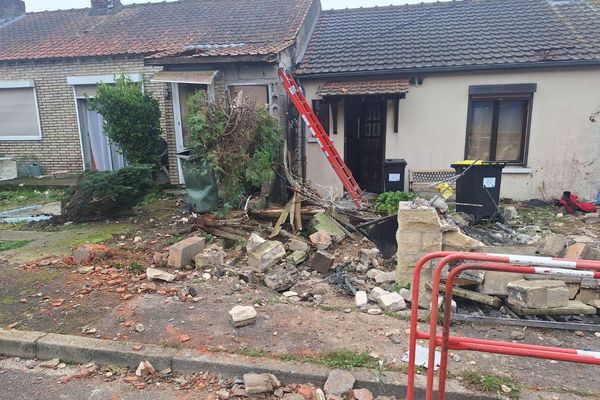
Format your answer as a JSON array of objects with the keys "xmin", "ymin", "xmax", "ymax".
[
  {"xmin": 270, "ymin": 198, "xmax": 294, "ymax": 238},
  {"xmin": 250, "ymin": 207, "xmax": 324, "ymax": 219},
  {"xmin": 198, "ymin": 226, "xmax": 247, "ymax": 243},
  {"xmin": 428, "ymin": 282, "xmax": 502, "ymax": 308}
]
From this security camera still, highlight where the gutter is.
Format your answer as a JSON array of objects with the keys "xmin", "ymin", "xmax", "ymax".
[{"xmin": 295, "ymin": 59, "xmax": 600, "ymax": 79}]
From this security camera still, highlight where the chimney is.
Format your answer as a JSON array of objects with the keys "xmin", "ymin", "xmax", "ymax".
[
  {"xmin": 90, "ymin": 0, "xmax": 123, "ymax": 16},
  {"xmin": 0, "ymin": 0, "xmax": 25, "ymax": 19}
]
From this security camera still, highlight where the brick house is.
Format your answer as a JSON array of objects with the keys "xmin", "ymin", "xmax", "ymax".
[
  {"xmin": 0, "ymin": 0, "xmax": 319, "ymax": 184},
  {"xmin": 295, "ymin": 0, "xmax": 600, "ymax": 201}
]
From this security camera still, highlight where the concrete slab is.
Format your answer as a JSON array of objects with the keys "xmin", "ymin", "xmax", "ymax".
[
  {"xmin": 0, "ymin": 328, "xmax": 46, "ymax": 358},
  {"xmin": 508, "ymin": 300, "xmax": 597, "ymax": 316},
  {"xmin": 36, "ymin": 333, "xmax": 176, "ymax": 371}
]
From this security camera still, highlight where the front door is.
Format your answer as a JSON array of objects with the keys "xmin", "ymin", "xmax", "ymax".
[{"xmin": 345, "ymin": 100, "xmax": 386, "ymax": 193}]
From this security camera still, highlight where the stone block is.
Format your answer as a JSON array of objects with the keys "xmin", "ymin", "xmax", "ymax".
[
  {"xmin": 248, "ymin": 240, "xmax": 286, "ymax": 272},
  {"xmin": 168, "ymin": 236, "xmax": 206, "ymax": 268},
  {"xmin": 507, "ymin": 279, "xmax": 569, "ymax": 309},
  {"xmin": 355, "ymin": 291, "xmax": 368, "ymax": 308},
  {"xmin": 502, "ymin": 206, "xmax": 518, "ymax": 221},
  {"xmin": 73, "ymin": 244, "xmax": 110, "ymax": 265},
  {"xmin": 229, "ymin": 306, "xmax": 257, "ymax": 327},
  {"xmin": 374, "ymin": 271, "xmax": 396, "ymax": 284},
  {"xmin": 312, "ymin": 212, "xmax": 346, "ymax": 241},
  {"xmin": 369, "ymin": 287, "xmax": 389, "ymax": 302},
  {"xmin": 194, "ymin": 244, "xmax": 226, "ymax": 269},
  {"xmin": 575, "ymin": 287, "xmax": 600, "ymax": 305},
  {"xmin": 509, "ymin": 300, "xmax": 596, "ymax": 316},
  {"xmin": 479, "ymin": 271, "xmax": 525, "ymax": 296},
  {"xmin": 540, "ymin": 234, "xmax": 566, "ymax": 257},
  {"xmin": 287, "ymin": 239, "xmax": 309, "ymax": 252},
  {"xmin": 243, "ymin": 373, "xmax": 281, "ymax": 394},
  {"xmin": 311, "ymin": 250, "xmax": 335, "ymax": 274},
  {"xmin": 324, "ymin": 369, "xmax": 355, "ymax": 397},
  {"xmin": 146, "ymin": 267, "xmax": 176, "ymax": 282},
  {"xmin": 263, "ymin": 265, "xmax": 299, "ymax": 292},
  {"xmin": 397, "ymin": 202, "xmax": 443, "ymax": 232},
  {"xmin": 564, "ymin": 243, "xmax": 600, "ymax": 261},
  {"xmin": 286, "ymin": 250, "xmax": 307, "ymax": 265},
  {"xmin": 377, "ymin": 292, "xmax": 406, "ymax": 312},
  {"xmin": 309, "ymin": 230, "xmax": 332, "ymax": 249},
  {"xmin": 442, "ymin": 230, "xmax": 484, "ymax": 251}
]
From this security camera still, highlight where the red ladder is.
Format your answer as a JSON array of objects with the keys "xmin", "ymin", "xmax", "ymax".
[{"xmin": 278, "ymin": 68, "xmax": 364, "ymax": 209}]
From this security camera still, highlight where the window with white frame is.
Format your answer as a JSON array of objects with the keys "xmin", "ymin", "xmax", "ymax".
[{"xmin": 0, "ymin": 80, "xmax": 42, "ymax": 140}]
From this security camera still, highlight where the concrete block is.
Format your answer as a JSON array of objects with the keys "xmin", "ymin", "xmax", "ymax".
[
  {"xmin": 442, "ymin": 230, "xmax": 484, "ymax": 251},
  {"xmin": 168, "ymin": 236, "xmax": 206, "ymax": 268},
  {"xmin": 377, "ymin": 292, "xmax": 406, "ymax": 312},
  {"xmin": 229, "ymin": 306, "xmax": 257, "ymax": 327},
  {"xmin": 369, "ymin": 287, "xmax": 389, "ymax": 302},
  {"xmin": 311, "ymin": 250, "xmax": 335, "ymax": 274},
  {"xmin": 324, "ymin": 369, "xmax": 355, "ymax": 397},
  {"xmin": 243, "ymin": 373, "xmax": 281, "ymax": 394},
  {"xmin": 194, "ymin": 244, "xmax": 226, "ymax": 269},
  {"xmin": 507, "ymin": 279, "xmax": 569, "ymax": 309},
  {"xmin": 0, "ymin": 328, "xmax": 46, "ymax": 358},
  {"xmin": 355, "ymin": 291, "xmax": 368, "ymax": 308},
  {"xmin": 479, "ymin": 271, "xmax": 525, "ymax": 296},
  {"xmin": 540, "ymin": 234, "xmax": 566, "ymax": 257},
  {"xmin": 563, "ymin": 243, "xmax": 600, "ymax": 261},
  {"xmin": 575, "ymin": 287, "xmax": 600, "ymax": 305},
  {"xmin": 248, "ymin": 240, "xmax": 286, "ymax": 272}
]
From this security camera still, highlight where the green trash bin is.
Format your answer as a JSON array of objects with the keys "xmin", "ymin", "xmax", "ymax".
[{"xmin": 179, "ymin": 155, "xmax": 218, "ymax": 213}]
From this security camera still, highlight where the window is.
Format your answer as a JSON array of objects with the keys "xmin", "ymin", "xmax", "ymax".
[
  {"xmin": 312, "ymin": 99, "xmax": 330, "ymax": 135},
  {"xmin": 0, "ymin": 81, "xmax": 42, "ymax": 140},
  {"xmin": 466, "ymin": 84, "xmax": 536, "ymax": 165},
  {"xmin": 229, "ymin": 85, "xmax": 269, "ymax": 106}
]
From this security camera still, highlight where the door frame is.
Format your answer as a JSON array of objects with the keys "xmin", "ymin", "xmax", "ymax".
[
  {"xmin": 343, "ymin": 96, "xmax": 387, "ymax": 193},
  {"xmin": 172, "ymin": 82, "xmax": 215, "ymax": 184}
]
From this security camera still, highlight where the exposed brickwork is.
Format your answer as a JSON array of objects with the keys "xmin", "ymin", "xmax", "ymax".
[{"xmin": 0, "ymin": 56, "xmax": 180, "ymax": 183}]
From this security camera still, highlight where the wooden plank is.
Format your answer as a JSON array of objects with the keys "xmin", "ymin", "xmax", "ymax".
[
  {"xmin": 269, "ymin": 198, "xmax": 294, "ymax": 238},
  {"xmin": 429, "ymin": 282, "xmax": 502, "ymax": 308}
]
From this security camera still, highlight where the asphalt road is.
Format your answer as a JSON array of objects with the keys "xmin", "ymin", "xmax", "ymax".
[{"xmin": 0, "ymin": 358, "xmax": 208, "ymax": 400}]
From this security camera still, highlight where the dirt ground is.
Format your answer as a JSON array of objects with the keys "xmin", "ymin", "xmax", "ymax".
[{"xmin": 0, "ymin": 194, "xmax": 599, "ymax": 399}]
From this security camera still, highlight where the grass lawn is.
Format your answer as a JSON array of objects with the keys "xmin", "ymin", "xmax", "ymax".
[
  {"xmin": 0, "ymin": 189, "xmax": 63, "ymax": 212},
  {"xmin": 0, "ymin": 240, "xmax": 32, "ymax": 252}
]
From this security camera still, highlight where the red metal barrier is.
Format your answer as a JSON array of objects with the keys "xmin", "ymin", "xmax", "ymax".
[{"xmin": 406, "ymin": 252, "xmax": 600, "ymax": 400}]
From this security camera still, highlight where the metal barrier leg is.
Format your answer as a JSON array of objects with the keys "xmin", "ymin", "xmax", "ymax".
[{"xmin": 407, "ymin": 252, "xmax": 453, "ymax": 400}]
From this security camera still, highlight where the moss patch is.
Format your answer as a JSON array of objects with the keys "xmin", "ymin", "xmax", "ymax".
[
  {"xmin": 0, "ymin": 189, "xmax": 63, "ymax": 212},
  {"xmin": 461, "ymin": 371, "xmax": 520, "ymax": 399}
]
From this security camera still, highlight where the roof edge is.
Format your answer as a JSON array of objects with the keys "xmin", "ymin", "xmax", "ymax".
[{"xmin": 295, "ymin": 59, "xmax": 600, "ymax": 78}]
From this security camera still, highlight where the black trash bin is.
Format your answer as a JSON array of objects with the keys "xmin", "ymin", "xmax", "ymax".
[
  {"xmin": 451, "ymin": 161, "xmax": 505, "ymax": 223},
  {"xmin": 383, "ymin": 159, "xmax": 407, "ymax": 192}
]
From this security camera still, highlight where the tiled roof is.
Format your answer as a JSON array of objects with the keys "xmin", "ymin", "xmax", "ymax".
[
  {"xmin": 297, "ymin": 0, "xmax": 600, "ymax": 76},
  {"xmin": 316, "ymin": 79, "xmax": 409, "ymax": 96},
  {"xmin": 0, "ymin": 0, "xmax": 316, "ymax": 62}
]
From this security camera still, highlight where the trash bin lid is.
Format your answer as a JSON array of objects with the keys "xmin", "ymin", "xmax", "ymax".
[{"xmin": 452, "ymin": 160, "xmax": 506, "ymax": 167}]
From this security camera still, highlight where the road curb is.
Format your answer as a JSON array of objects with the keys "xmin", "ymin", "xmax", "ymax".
[{"xmin": 0, "ymin": 328, "xmax": 492, "ymax": 399}]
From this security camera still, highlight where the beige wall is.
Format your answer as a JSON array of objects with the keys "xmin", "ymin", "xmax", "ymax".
[
  {"xmin": 0, "ymin": 57, "xmax": 178, "ymax": 181},
  {"xmin": 302, "ymin": 67, "xmax": 600, "ymax": 201}
]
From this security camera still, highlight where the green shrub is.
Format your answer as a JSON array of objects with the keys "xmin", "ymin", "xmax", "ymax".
[
  {"xmin": 374, "ymin": 191, "xmax": 416, "ymax": 214},
  {"xmin": 61, "ymin": 165, "xmax": 156, "ymax": 222},
  {"xmin": 88, "ymin": 74, "xmax": 162, "ymax": 166}
]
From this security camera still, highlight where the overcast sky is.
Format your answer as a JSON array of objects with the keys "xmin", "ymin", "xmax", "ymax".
[{"xmin": 24, "ymin": 0, "xmax": 429, "ymax": 12}]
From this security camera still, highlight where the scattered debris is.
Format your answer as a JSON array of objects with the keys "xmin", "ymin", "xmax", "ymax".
[
  {"xmin": 263, "ymin": 265, "xmax": 299, "ymax": 292},
  {"xmin": 243, "ymin": 373, "xmax": 281, "ymax": 394},
  {"xmin": 167, "ymin": 236, "xmax": 206, "ymax": 268},
  {"xmin": 146, "ymin": 267, "xmax": 176, "ymax": 282},
  {"xmin": 194, "ymin": 244, "xmax": 226, "ymax": 269},
  {"xmin": 135, "ymin": 360, "xmax": 156, "ymax": 378},
  {"xmin": 72, "ymin": 244, "xmax": 110, "ymax": 265},
  {"xmin": 229, "ymin": 305, "xmax": 257, "ymax": 327},
  {"xmin": 324, "ymin": 369, "xmax": 355, "ymax": 397},
  {"xmin": 248, "ymin": 237, "xmax": 286, "ymax": 272},
  {"xmin": 311, "ymin": 250, "xmax": 335, "ymax": 274}
]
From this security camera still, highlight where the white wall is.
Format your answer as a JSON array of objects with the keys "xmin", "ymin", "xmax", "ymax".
[{"xmin": 302, "ymin": 67, "xmax": 600, "ymax": 201}]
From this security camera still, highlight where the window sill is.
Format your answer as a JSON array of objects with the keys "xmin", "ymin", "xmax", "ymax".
[
  {"xmin": 502, "ymin": 166, "xmax": 532, "ymax": 174},
  {"xmin": 0, "ymin": 136, "xmax": 42, "ymax": 141}
]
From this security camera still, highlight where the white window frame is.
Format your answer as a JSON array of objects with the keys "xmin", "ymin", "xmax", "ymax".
[
  {"xmin": 67, "ymin": 74, "xmax": 143, "ymax": 171},
  {"xmin": 0, "ymin": 80, "xmax": 43, "ymax": 141},
  {"xmin": 226, "ymin": 81, "xmax": 273, "ymax": 113}
]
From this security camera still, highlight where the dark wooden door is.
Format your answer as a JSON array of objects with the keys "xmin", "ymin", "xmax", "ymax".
[{"xmin": 345, "ymin": 100, "xmax": 386, "ymax": 193}]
